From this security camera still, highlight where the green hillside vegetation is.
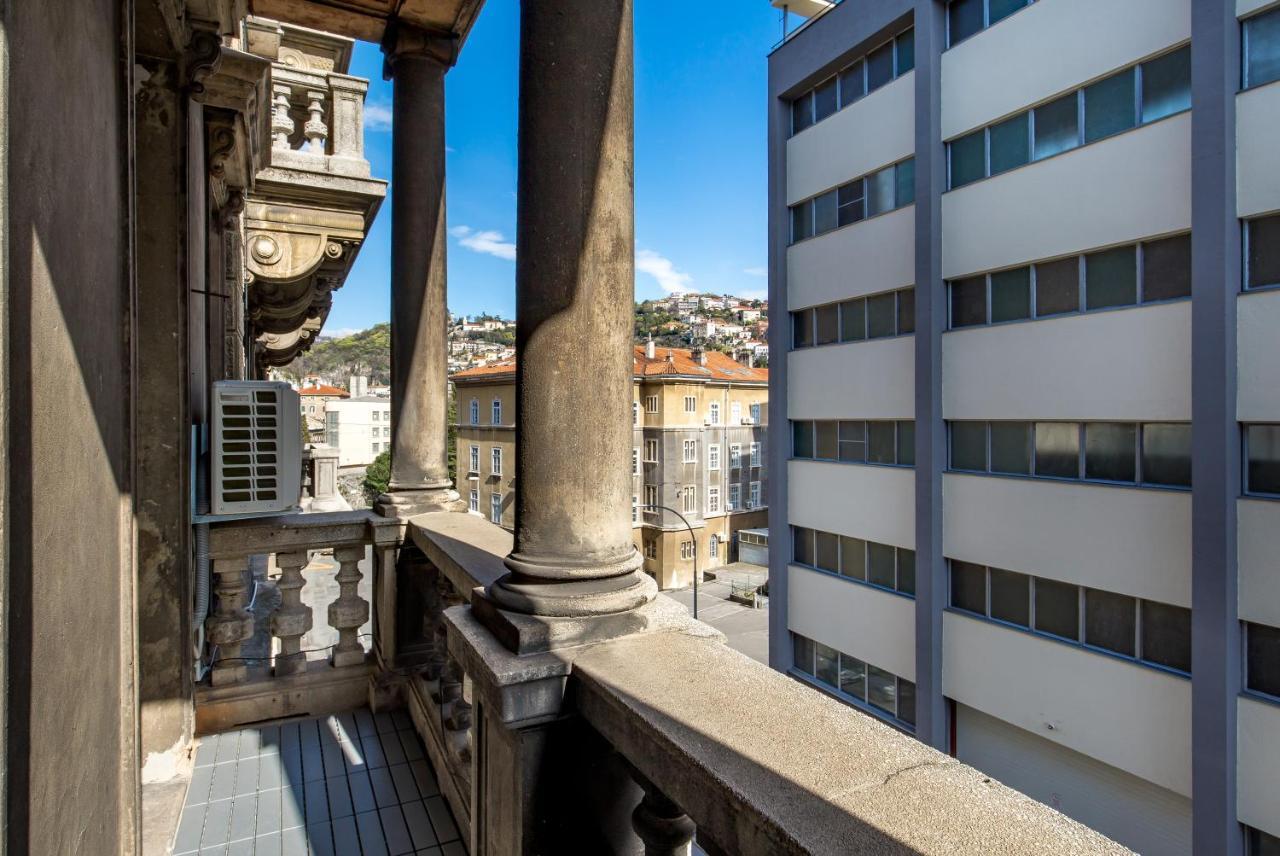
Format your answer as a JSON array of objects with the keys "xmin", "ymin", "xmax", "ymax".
[{"xmin": 283, "ymin": 323, "xmax": 391, "ymax": 386}]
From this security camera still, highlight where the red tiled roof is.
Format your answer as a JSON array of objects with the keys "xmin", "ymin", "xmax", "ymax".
[
  {"xmin": 299, "ymin": 384, "xmax": 349, "ymax": 397},
  {"xmin": 451, "ymin": 347, "xmax": 767, "ymax": 384}
]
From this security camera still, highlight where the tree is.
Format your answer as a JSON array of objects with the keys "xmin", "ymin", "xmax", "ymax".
[{"xmin": 363, "ymin": 450, "xmax": 391, "ymax": 504}]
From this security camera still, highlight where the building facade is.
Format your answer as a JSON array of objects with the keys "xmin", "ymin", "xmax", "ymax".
[
  {"xmin": 324, "ymin": 395, "xmax": 394, "ymax": 468},
  {"xmin": 454, "ymin": 345, "xmax": 769, "ymax": 589},
  {"xmin": 768, "ymin": 1, "xmax": 1280, "ymax": 853}
]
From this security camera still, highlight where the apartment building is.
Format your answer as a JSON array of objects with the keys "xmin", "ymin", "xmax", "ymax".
[
  {"xmin": 324, "ymin": 395, "xmax": 394, "ymax": 467},
  {"xmin": 453, "ymin": 344, "xmax": 769, "ymax": 589},
  {"xmin": 767, "ymin": 1, "xmax": 1280, "ymax": 853}
]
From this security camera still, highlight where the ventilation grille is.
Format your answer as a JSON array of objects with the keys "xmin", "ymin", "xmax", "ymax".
[{"xmin": 212, "ymin": 381, "xmax": 301, "ymax": 515}]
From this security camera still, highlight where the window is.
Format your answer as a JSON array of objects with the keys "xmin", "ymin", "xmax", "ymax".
[
  {"xmin": 469, "ymin": 399, "xmax": 479, "ymax": 425},
  {"xmin": 632, "ymin": 495, "xmax": 639, "ymax": 523},
  {"xmin": 989, "ymin": 568, "xmax": 1029, "ymax": 627},
  {"xmin": 788, "ymin": 160, "xmax": 916, "ymax": 244},
  {"xmin": 708, "ymin": 487, "xmax": 721, "ymax": 514},
  {"xmin": 989, "ymin": 112, "xmax": 1029, "ymax": 176},
  {"xmin": 749, "ymin": 481, "xmax": 761, "ymax": 508},
  {"xmin": 1246, "ymin": 424, "xmax": 1280, "ymax": 496},
  {"xmin": 1084, "ymin": 68, "xmax": 1136, "ymax": 144},
  {"xmin": 632, "ymin": 448, "xmax": 639, "ymax": 475},
  {"xmin": 709, "ymin": 402, "xmax": 720, "ymax": 425},
  {"xmin": 790, "ymin": 27, "xmax": 916, "ymax": 135},
  {"xmin": 1142, "ymin": 234, "xmax": 1192, "ymax": 302},
  {"xmin": 645, "ymin": 395, "xmax": 659, "ymax": 413},
  {"xmin": 469, "ymin": 489, "xmax": 478, "ymax": 513},
  {"xmin": 683, "ymin": 439, "xmax": 697, "ymax": 463},
  {"xmin": 730, "ymin": 444, "xmax": 742, "ymax": 470},
  {"xmin": 644, "ymin": 439, "xmax": 659, "ymax": 462},
  {"xmin": 838, "ymin": 421, "xmax": 865, "ymax": 463},
  {"xmin": 709, "ymin": 535, "xmax": 719, "ymax": 559},
  {"xmin": 949, "ymin": 129, "xmax": 985, "ymax": 189},
  {"xmin": 1142, "ymin": 46, "xmax": 1191, "ymax": 122},
  {"xmin": 1142, "ymin": 423, "xmax": 1191, "ymax": 487},
  {"xmin": 372, "ymin": 410, "xmax": 380, "ymax": 421},
  {"xmin": 469, "ymin": 445, "xmax": 479, "ymax": 474},
  {"xmin": 1085, "ymin": 246, "xmax": 1137, "ymax": 310},
  {"xmin": 951, "ymin": 421, "xmax": 987, "ymax": 472},
  {"xmin": 683, "ymin": 487, "xmax": 696, "ymax": 514},
  {"xmin": 792, "ymin": 422, "xmax": 813, "ymax": 459},
  {"xmin": 731, "ymin": 401, "xmax": 742, "ymax": 424},
  {"xmin": 680, "ymin": 540, "xmax": 694, "ymax": 561},
  {"xmin": 1034, "ymin": 578, "xmax": 1079, "ymax": 641},
  {"xmin": 1141, "ymin": 600, "xmax": 1191, "ymax": 673},
  {"xmin": 750, "ymin": 442, "xmax": 761, "ymax": 467},
  {"xmin": 492, "ymin": 399, "xmax": 502, "ymax": 425},
  {"xmin": 1247, "ymin": 826, "xmax": 1280, "ymax": 856},
  {"xmin": 371, "ymin": 443, "xmax": 379, "ymax": 455},
  {"xmin": 794, "ymin": 288, "xmax": 914, "ymax": 349},
  {"xmin": 729, "ymin": 484, "xmax": 741, "ymax": 510},
  {"xmin": 1246, "ymin": 621, "xmax": 1280, "ymax": 698},
  {"xmin": 951, "ymin": 560, "xmax": 987, "ymax": 615},
  {"xmin": 1244, "ymin": 5, "xmax": 1280, "ymax": 89},
  {"xmin": 1247, "ymin": 214, "xmax": 1280, "ymax": 290},
  {"xmin": 490, "ymin": 492, "xmax": 502, "ymax": 524},
  {"xmin": 797, "ymin": 527, "xmax": 914, "ymax": 596},
  {"xmin": 644, "ymin": 484, "xmax": 658, "ymax": 509},
  {"xmin": 708, "ymin": 444, "xmax": 720, "ymax": 471},
  {"xmin": 792, "ymin": 633, "xmax": 915, "ymax": 727},
  {"xmin": 325, "ymin": 411, "xmax": 338, "ymax": 447},
  {"xmin": 1084, "ymin": 588, "xmax": 1137, "ymax": 656},
  {"xmin": 792, "ymin": 309, "xmax": 814, "ymax": 348},
  {"xmin": 1035, "ymin": 256, "xmax": 1080, "ymax": 317},
  {"xmin": 990, "ymin": 422, "xmax": 1031, "ymax": 474},
  {"xmin": 491, "ymin": 447, "xmax": 503, "ymax": 476},
  {"xmin": 644, "ymin": 540, "xmax": 657, "ymax": 560},
  {"xmin": 684, "ymin": 395, "xmax": 696, "ymax": 413},
  {"xmin": 750, "ymin": 403, "xmax": 762, "ymax": 423},
  {"xmin": 1034, "ymin": 422, "xmax": 1080, "ymax": 479},
  {"xmin": 633, "ymin": 401, "xmax": 640, "ymax": 425},
  {"xmin": 1085, "ymin": 422, "xmax": 1137, "ymax": 483},
  {"xmin": 793, "ymin": 420, "xmax": 914, "ymax": 467}
]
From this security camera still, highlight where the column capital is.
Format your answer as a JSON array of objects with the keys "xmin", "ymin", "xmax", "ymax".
[{"xmin": 380, "ymin": 21, "xmax": 459, "ymax": 79}]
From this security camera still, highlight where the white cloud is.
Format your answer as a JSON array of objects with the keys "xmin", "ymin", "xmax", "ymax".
[
  {"xmin": 743, "ymin": 266, "xmax": 767, "ymax": 277},
  {"xmin": 364, "ymin": 101, "xmax": 392, "ymax": 132},
  {"xmin": 320, "ymin": 327, "xmax": 361, "ymax": 339},
  {"xmin": 450, "ymin": 225, "xmax": 517, "ymax": 261},
  {"xmin": 635, "ymin": 249, "xmax": 692, "ymax": 294}
]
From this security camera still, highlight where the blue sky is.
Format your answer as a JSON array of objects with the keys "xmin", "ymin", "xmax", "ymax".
[{"xmin": 328, "ymin": 0, "xmax": 788, "ymax": 333}]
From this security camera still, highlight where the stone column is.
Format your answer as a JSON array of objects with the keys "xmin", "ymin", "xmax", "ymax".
[
  {"xmin": 376, "ymin": 23, "xmax": 460, "ymax": 519},
  {"xmin": 489, "ymin": 0, "xmax": 654, "ymax": 618}
]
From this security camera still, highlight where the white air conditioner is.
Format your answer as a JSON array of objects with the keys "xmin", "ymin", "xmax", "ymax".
[
  {"xmin": 211, "ymin": 380, "xmax": 302, "ymax": 515},
  {"xmin": 741, "ymin": 417, "xmax": 755, "ymax": 425}
]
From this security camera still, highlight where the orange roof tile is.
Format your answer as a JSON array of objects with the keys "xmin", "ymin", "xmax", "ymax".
[
  {"xmin": 299, "ymin": 384, "xmax": 350, "ymax": 397},
  {"xmin": 451, "ymin": 348, "xmax": 767, "ymax": 384}
]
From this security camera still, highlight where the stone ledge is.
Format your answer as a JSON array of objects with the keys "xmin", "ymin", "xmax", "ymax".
[
  {"xmin": 208, "ymin": 509, "xmax": 398, "ymax": 559},
  {"xmin": 194, "ymin": 659, "xmax": 371, "ymax": 734},
  {"xmin": 570, "ymin": 632, "xmax": 1132, "ymax": 856},
  {"xmin": 407, "ymin": 510, "xmax": 510, "ymax": 595}
]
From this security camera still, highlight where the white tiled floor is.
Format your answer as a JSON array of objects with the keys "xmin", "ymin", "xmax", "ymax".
[{"xmin": 172, "ymin": 709, "xmax": 464, "ymax": 856}]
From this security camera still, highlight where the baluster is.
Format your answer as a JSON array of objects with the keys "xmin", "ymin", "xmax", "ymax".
[
  {"xmin": 328, "ymin": 545, "xmax": 369, "ymax": 667},
  {"xmin": 303, "ymin": 89, "xmax": 328, "ymax": 154},
  {"xmin": 271, "ymin": 82, "xmax": 294, "ymax": 150},
  {"xmin": 271, "ymin": 549, "xmax": 312, "ymax": 676},
  {"xmin": 207, "ymin": 556, "xmax": 255, "ymax": 686},
  {"xmin": 632, "ymin": 779, "xmax": 695, "ymax": 856}
]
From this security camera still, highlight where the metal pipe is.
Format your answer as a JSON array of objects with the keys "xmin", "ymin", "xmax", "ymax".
[{"xmin": 640, "ymin": 503, "xmax": 698, "ymax": 619}]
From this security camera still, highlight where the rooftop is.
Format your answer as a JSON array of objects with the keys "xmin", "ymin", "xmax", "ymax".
[{"xmin": 451, "ymin": 346, "xmax": 768, "ymax": 385}]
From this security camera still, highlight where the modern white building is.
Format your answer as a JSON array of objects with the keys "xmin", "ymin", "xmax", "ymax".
[
  {"xmin": 768, "ymin": 1, "xmax": 1280, "ymax": 853},
  {"xmin": 324, "ymin": 395, "xmax": 393, "ymax": 468}
]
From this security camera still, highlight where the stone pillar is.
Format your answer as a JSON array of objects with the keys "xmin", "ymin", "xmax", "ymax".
[
  {"xmin": 307, "ymin": 444, "xmax": 352, "ymax": 512},
  {"xmin": 207, "ymin": 557, "xmax": 255, "ymax": 686},
  {"xmin": 271, "ymin": 550, "xmax": 312, "ymax": 676},
  {"xmin": 376, "ymin": 23, "xmax": 461, "ymax": 520},
  {"xmin": 489, "ymin": 0, "xmax": 654, "ymax": 618},
  {"xmin": 329, "ymin": 545, "xmax": 370, "ymax": 668}
]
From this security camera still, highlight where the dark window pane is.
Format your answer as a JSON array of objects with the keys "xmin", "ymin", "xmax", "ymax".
[
  {"xmin": 989, "ymin": 568, "xmax": 1030, "ymax": 627},
  {"xmin": 897, "ymin": 421, "xmax": 915, "ymax": 467},
  {"xmin": 948, "ymin": 0, "xmax": 984, "ymax": 45},
  {"xmin": 868, "ymin": 421, "xmax": 896, "ymax": 464},
  {"xmin": 793, "ymin": 634, "xmax": 814, "ymax": 674},
  {"xmin": 837, "ymin": 180, "xmax": 865, "ymax": 227},
  {"xmin": 1247, "ymin": 215, "xmax": 1280, "ymax": 290},
  {"xmin": 793, "ymin": 526, "xmax": 814, "ymax": 565},
  {"xmin": 815, "ymin": 642, "xmax": 840, "ymax": 685},
  {"xmin": 1084, "ymin": 69, "xmax": 1136, "ymax": 143},
  {"xmin": 814, "ymin": 77, "xmax": 838, "ymax": 123},
  {"xmin": 989, "ymin": 112, "xmax": 1030, "ymax": 175},
  {"xmin": 838, "ymin": 654, "xmax": 866, "ymax": 699},
  {"xmin": 815, "ymin": 304, "xmax": 839, "ymax": 345},
  {"xmin": 866, "ymin": 166, "xmax": 896, "ymax": 217},
  {"xmin": 1142, "ymin": 47, "xmax": 1190, "ymax": 123},
  {"xmin": 896, "ymin": 29, "xmax": 915, "ymax": 74},
  {"xmin": 897, "ymin": 549, "xmax": 916, "ymax": 595},
  {"xmin": 950, "ymin": 560, "xmax": 986, "ymax": 614},
  {"xmin": 867, "ymin": 542, "xmax": 896, "ymax": 588},
  {"xmin": 839, "ymin": 61, "xmax": 865, "ymax": 107},
  {"xmin": 1034, "ymin": 256, "xmax": 1080, "ymax": 316},
  {"xmin": 840, "ymin": 536, "xmax": 866, "ymax": 580},
  {"xmin": 1084, "ymin": 588, "xmax": 1136, "ymax": 656},
  {"xmin": 896, "ymin": 159, "xmax": 916, "ymax": 207},
  {"xmin": 1034, "ymin": 578, "xmax": 1080, "ymax": 640},
  {"xmin": 1035, "ymin": 422, "xmax": 1080, "ymax": 479},
  {"xmin": 990, "ymin": 267, "xmax": 1032, "ymax": 322},
  {"xmin": 897, "ymin": 288, "xmax": 915, "ymax": 335},
  {"xmin": 897, "ymin": 679, "xmax": 916, "ymax": 726},
  {"xmin": 1085, "ymin": 245, "xmax": 1137, "ymax": 310},
  {"xmin": 792, "ymin": 309, "xmax": 813, "ymax": 348},
  {"xmin": 1033, "ymin": 93, "xmax": 1080, "ymax": 160},
  {"xmin": 1143, "ymin": 423, "xmax": 1192, "ymax": 487},
  {"xmin": 951, "ymin": 422, "xmax": 988, "ymax": 472},
  {"xmin": 839, "ymin": 420, "xmax": 866, "ymax": 463},
  {"xmin": 988, "ymin": 0, "xmax": 1028, "ymax": 25},
  {"xmin": 1247, "ymin": 827, "xmax": 1280, "ymax": 856},
  {"xmin": 867, "ymin": 665, "xmax": 897, "ymax": 714},
  {"xmin": 791, "ymin": 202, "xmax": 812, "ymax": 243},
  {"xmin": 814, "ymin": 190, "xmax": 838, "ymax": 235},
  {"xmin": 791, "ymin": 95, "xmax": 813, "ymax": 134},
  {"xmin": 792, "ymin": 420, "xmax": 814, "ymax": 458},
  {"xmin": 949, "ymin": 129, "xmax": 986, "ymax": 188},
  {"xmin": 1245, "ymin": 6, "xmax": 1280, "ymax": 89},
  {"xmin": 1142, "ymin": 601, "xmax": 1191, "ymax": 673},
  {"xmin": 1085, "ymin": 422, "xmax": 1137, "ymax": 482},
  {"xmin": 815, "ymin": 421, "xmax": 838, "ymax": 460},
  {"xmin": 1142, "ymin": 234, "xmax": 1191, "ymax": 301},
  {"xmin": 840, "ymin": 298, "xmax": 866, "ymax": 342},
  {"xmin": 815, "ymin": 530, "xmax": 839, "ymax": 572},
  {"xmin": 1247, "ymin": 424, "xmax": 1280, "ymax": 495},
  {"xmin": 867, "ymin": 41, "xmax": 894, "ymax": 91},
  {"xmin": 990, "ymin": 422, "xmax": 1032, "ymax": 474},
  {"xmin": 867, "ymin": 292, "xmax": 897, "ymax": 338},
  {"xmin": 950, "ymin": 276, "xmax": 987, "ymax": 327},
  {"xmin": 1247, "ymin": 622, "xmax": 1280, "ymax": 696}
]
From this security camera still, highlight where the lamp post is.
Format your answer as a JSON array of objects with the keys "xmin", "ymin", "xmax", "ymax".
[{"xmin": 639, "ymin": 501, "xmax": 699, "ymax": 619}]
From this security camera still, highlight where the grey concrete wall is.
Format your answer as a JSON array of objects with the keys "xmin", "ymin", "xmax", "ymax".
[{"xmin": 5, "ymin": 0, "xmax": 137, "ymax": 851}]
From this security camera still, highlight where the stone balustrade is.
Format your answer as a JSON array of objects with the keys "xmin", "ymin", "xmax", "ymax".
[{"xmin": 198, "ymin": 510, "xmax": 398, "ymax": 733}]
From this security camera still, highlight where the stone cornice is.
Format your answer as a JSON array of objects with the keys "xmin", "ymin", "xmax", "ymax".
[{"xmin": 380, "ymin": 20, "xmax": 460, "ymax": 78}]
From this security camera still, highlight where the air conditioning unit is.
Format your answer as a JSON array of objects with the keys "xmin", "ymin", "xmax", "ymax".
[
  {"xmin": 741, "ymin": 417, "xmax": 755, "ymax": 425},
  {"xmin": 211, "ymin": 380, "xmax": 302, "ymax": 515}
]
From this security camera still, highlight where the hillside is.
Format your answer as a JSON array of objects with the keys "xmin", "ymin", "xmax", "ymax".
[{"xmin": 282, "ymin": 323, "xmax": 391, "ymax": 385}]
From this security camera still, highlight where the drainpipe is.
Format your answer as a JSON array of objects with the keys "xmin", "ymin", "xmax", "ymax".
[{"xmin": 192, "ymin": 426, "xmax": 211, "ymax": 680}]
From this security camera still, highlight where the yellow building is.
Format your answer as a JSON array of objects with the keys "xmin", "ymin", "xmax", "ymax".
[{"xmin": 453, "ymin": 344, "xmax": 769, "ymax": 590}]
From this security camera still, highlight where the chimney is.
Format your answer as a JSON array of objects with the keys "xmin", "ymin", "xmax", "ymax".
[
  {"xmin": 646, "ymin": 335, "xmax": 655, "ymax": 359},
  {"xmin": 745, "ymin": 351, "xmax": 754, "ymax": 368},
  {"xmin": 692, "ymin": 346, "xmax": 707, "ymax": 367}
]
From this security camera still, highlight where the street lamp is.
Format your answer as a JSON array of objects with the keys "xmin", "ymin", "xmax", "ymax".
[{"xmin": 639, "ymin": 498, "xmax": 699, "ymax": 619}]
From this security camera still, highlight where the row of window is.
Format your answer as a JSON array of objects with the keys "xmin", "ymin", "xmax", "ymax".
[
  {"xmin": 638, "ymin": 439, "xmax": 762, "ymax": 469},
  {"xmin": 951, "ymin": 421, "xmax": 1191, "ymax": 488},
  {"xmin": 793, "ymin": 633, "xmax": 916, "ymax": 729},
  {"xmin": 1245, "ymin": 5, "xmax": 1280, "ymax": 90},
  {"xmin": 468, "ymin": 489, "xmax": 504, "ymax": 524},
  {"xmin": 468, "ymin": 398, "xmax": 503, "ymax": 426},
  {"xmin": 1247, "ymin": 424, "xmax": 1280, "ymax": 497},
  {"xmin": 792, "ymin": 287, "xmax": 915, "ymax": 350},
  {"xmin": 639, "ymin": 398, "xmax": 763, "ymax": 424},
  {"xmin": 790, "ymin": 159, "xmax": 915, "ymax": 245},
  {"xmin": 468, "ymin": 445, "xmax": 504, "ymax": 477},
  {"xmin": 370, "ymin": 409, "xmax": 391, "ymax": 421},
  {"xmin": 949, "ymin": 234, "xmax": 1190, "ymax": 329},
  {"xmin": 792, "ymin": 526, "xmax": 915, "ymax": 597},
  {"xmin": 1248, "ymin": 621, "xmax": 1280, "ymax": 700},
  {"xmin": 949, "ymin": 46, "xmax": 1190, "ymax": 191},
  {"xmin": 792, "ymin": 420, "xmax": 916, "ymax": 467},
  {"xmin": 946, "ymin": 0, "xmax": 1033, "ymax": 48},
  {"xmin": 1247, "ymin": 214, "xmax": 1280, "ymax": 292},
  {"xmin": 790, "ymin": 28, "xmax": 915, "ymax": 136},
  {"xmin": 950, "ymin": 560, "xmax": 1192, "ymax": 674},
  {"xmin": 637, "ymin": 482, "xmax": 761, "ymax": 516}
]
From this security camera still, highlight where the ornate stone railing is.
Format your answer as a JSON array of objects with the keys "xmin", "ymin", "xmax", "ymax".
[
  {"xmin": 407, "ymin": 512, "xmax": 1132, "ymax": 856},
  {"xmin": 197, "ymin": 510, "xmax": 398, "ymax": 733}
]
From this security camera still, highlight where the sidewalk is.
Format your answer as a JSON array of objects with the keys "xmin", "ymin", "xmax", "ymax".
[{"xmin": 665, "ymin": 562, "xmax": 770, "ymax": 666}]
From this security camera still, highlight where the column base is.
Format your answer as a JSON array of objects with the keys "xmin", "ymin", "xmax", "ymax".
[
  {"xmin": 489, "ymin": 547, "xmax": 654, "ymax": 620},
  {"xmin": 376, "ymin": 487, "xmax": 462, "ymax": 521}
]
